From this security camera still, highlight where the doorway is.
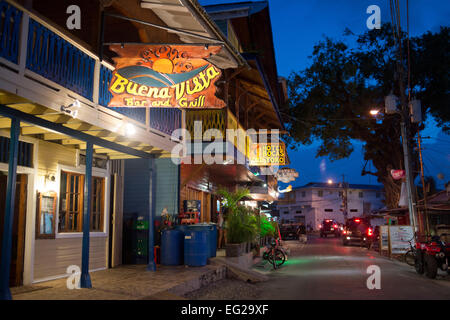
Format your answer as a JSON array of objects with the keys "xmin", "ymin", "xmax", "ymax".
[{"xmin": 0, "ymin": 173, "xmax": 28, "ymax": 287}]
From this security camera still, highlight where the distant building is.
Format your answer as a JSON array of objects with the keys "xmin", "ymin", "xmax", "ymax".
[{"xmin": 276, "ymin": 182, "xmax": 385, "ymax": 230}]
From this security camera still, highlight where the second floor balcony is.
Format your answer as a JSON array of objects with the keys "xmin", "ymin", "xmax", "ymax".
[{"xmin": 0, "ymin": 0, "xmax": 181, "ymax": 155}]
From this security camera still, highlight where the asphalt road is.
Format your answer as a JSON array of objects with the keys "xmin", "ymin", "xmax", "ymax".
[{"xmin": 253, "ymin": 235, "xmax": 450, "ymax": 300}]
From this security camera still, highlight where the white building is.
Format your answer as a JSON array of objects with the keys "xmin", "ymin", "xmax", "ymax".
[{"xmin": 276, "ymin": 182, "xmax": 385, "ymax": 230}]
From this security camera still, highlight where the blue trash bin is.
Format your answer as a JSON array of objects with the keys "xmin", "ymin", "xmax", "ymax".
[
  {"xmin": 189, "ymin": 223, "xmax": 217, "ymax": 258},
  {"xmin": 184, "ymin": 230, "xmax": 208, "ymax": 267},
  {"xmin": 161, "ymin": 229, "xmax": 184, "ymax": 266},
  {"xmin": 174, "ymin": 224, "xmax": 190, "ymax": 236}
]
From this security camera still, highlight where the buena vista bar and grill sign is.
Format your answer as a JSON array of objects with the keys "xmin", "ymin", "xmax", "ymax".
[{"xmin": 107, "ymin": 45, "xmax": 225, "ymax": 108}]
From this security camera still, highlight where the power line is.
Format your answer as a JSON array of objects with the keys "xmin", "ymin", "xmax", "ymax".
[{"xmin": 422, "ymin": 137, "xmax": 450, "ymax": 144}]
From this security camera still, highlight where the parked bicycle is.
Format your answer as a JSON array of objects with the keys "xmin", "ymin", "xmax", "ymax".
[
  {"xmin": 404, "ymin": 237, "xmax": 417, "ymax": 266},
  {"xmin": 262, "ymin": 238, "xmax": 287, "ymax": 269}
]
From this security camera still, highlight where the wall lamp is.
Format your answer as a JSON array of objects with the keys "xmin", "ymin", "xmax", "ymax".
[{"xmin": 61, "ymin": 100, "xmax": 81, "ymax": 118}]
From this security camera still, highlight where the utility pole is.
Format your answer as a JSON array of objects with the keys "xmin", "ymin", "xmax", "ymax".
[
  {"xmin": 390, "ymin": 0, "xmax": 418, "ymax": 232},
  {"xmin": 417, "ymin": 132, "xmax": 429, "ymax": 237},
  {"xmin": 396, "ymin": 62, "xmax": 417, "ymax": 232}
]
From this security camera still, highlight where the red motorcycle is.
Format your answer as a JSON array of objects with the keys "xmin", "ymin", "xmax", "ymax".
[{"xmin": 414, "ymin": 235, "xmax": 450, "ymax": 279}]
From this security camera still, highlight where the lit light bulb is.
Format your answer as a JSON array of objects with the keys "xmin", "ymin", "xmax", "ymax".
[{"xmin": 124, "ymin": 123, "xmax": 136, "ymax": 136}]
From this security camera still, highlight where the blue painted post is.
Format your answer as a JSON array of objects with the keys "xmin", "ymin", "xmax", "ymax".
[
  {"xmin": 80, "ymin": 142, "xmax": 93, "ymax": 288},
  {"xmin": 0, "ymin": 117, "xmax": 20, "ymax": 300},
  {"xmin": 147, "ymin": 157, "xmax": 156, "ymax": 271}
]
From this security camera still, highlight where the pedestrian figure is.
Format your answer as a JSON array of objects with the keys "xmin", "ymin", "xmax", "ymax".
[
  {"xmin": 217, "ymin": 207, "xmax": 228, "ymax": 249},
  {"xmin": 297, "ymin": 223, "xmax": 307, "ymax": 244}
]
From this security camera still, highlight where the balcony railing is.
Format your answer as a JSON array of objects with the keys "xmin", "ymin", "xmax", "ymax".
[
  {"xmin": 26, "ymin": 18, "xmax": 95, "ymax": 100},
  {"xmin": 0, "ymin": 0, "xmax": 22, "ymax": 64},
  {"xmin": 0, "ymin": 0, "xmax": 180, "ymax": 137},
  {"xmin": 185, "ymin": 109, "xmax": 252, "ymax": 160}
]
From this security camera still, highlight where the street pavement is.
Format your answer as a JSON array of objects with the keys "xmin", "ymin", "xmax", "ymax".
[{"xmin": 253, "ymin": 235, "xmax": 450, "ymax": 300}]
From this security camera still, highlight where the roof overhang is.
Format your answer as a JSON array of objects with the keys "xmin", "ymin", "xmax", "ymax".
[
  {"xmin": 238, "ymin": 53, "xmax": 284, "ymax": 130},
  {"xmin": 139, "ymin": 0, "xmax": 247, "ymax": 69},
  {"xmin": 203, "ymin": 1, "xmax": 268, "ymax": 20}
]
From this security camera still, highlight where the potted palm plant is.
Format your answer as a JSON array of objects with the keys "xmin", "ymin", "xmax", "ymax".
[{"xmin": 217, "ymin": 188, "xmax": 258, "ymax": 257}]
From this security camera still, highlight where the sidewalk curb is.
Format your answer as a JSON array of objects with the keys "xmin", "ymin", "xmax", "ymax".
[
  {"xmin": 167, "ymin": 264, "xmax": 228, "ymax": 296},
  {"xmin": 210, "ymin": 257, "xmax": 269, "ymax": 283}
]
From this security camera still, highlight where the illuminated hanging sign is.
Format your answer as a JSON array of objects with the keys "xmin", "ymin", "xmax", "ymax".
[
  {"xmin": 278, "ymin": 185, "xmax": 293, "ymax": 193},
  {"xmin": 107, "ymin": 45, "xmax": 225, "ymax": 109},
  {"xmin": 391, "ymin": 169, "xmax": 406, "ymax": 180},
  {"xmin": 249, "ymin": 143, "xmax": 286, "ymax": 166},
  {"xmin": 275, "ymin": 167, "xmax": 299, "ymax": 183}
]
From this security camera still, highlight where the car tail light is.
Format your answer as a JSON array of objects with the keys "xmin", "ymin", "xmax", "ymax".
[
  {"xmin": 333, "ymin": 224, "xmax": 338, "ymax": 228},
  {"xmin": 355, "ymin": 219, "xmax": 361, "ymax": 223},
  {"xmin": 343, "ymin": 230, "xmax": 347, "ymax": 235}
]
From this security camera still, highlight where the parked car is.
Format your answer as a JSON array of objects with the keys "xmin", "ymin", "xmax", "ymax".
[
  {"xmin": 342, "ymin": 217, "xmax": 373, "ymax": 247},
  {"xmin": 280, "ymin": 224, "xmax": 299, "ymax": 240},
  {"xmin": 319, "ymin": 219, "xmax": 340, "ymax": 238}
]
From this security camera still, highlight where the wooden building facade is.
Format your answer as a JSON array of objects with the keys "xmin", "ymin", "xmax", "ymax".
[{"xmin": 0, "ymin": 0, "xmax": 241, "ymax": 299}]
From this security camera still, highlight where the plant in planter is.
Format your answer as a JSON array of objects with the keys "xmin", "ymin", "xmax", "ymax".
[
  {"xmin": 260, "ymin": 215, "xmax": 276, "ymax": 238},
  {"xmin": 218, "ymin": 188, "xmax": 258, "ymax": 257}
]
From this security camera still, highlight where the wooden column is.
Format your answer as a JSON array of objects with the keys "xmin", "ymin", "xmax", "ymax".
[
  {"xmin": 0, "ymin": 117, "xmax": 20, "ymax": 300},
  {"xmin": 235, "ymin": 79, "xmax": 240, "ymax": 122},
  {"xmin": 147, "ymin": 157, "xmax": 156, "ymax": 271},
  {"xmin": 80, "ymin": 142, "xmax": 93, "ymax": 288}
]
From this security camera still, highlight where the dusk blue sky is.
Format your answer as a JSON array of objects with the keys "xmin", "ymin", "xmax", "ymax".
[{"xmin": 199, "ymin": 0, "xmax": 450, "ymax": 189}]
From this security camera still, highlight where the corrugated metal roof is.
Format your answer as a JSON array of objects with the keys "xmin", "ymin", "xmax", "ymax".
[
  {"xmin": 139, "ymin": 0, "xmax": 246, "ymax": 69},
  {"xmin": 203, "ymin": 1, "xmax": 268, "ymax": 17}
]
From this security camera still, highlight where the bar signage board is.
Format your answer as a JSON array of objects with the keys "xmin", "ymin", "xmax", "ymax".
[
  {"xmin": 249, "ymin": 142, "xmax": 286, "ymax": 166},
  {"xmin": 389, "ymin": 225, "xmax": 414, "ymax": 254},
  {"xmin": 107, "ymin": 45, "xmax": 225, "ymax": 109}
]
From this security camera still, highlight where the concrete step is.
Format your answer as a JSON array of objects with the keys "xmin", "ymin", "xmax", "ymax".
[
  {"xmin": 210, "ymin": 256, "xmax": 269, "ymax": 283},
  {"xmin": 166, "ymin": 264, "xmax": 228, "ymax": 296}
]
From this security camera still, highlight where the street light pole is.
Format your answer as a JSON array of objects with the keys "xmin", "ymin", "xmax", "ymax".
[
  {"xmin": 399, "ymin": 119, "xmax": 417, "ymax": 231},
  {"xmin": 396, "ymin": 56, "xmax": 417, "ymax": 231}
]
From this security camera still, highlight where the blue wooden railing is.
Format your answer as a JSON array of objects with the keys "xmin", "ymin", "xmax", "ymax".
[
  {"xmin": 149, "ymin": 108, "xmax": 181, "ymax": 136},
  {"xmin": 0, "ymin": 0, "xmax": 22, "ymax": 64},
  {"xmin": 99, "ymin": 64, "xmax": 113, "ymax": 107},
  {"xmin": 26, "ymin": 19, "xmax": 95, "ymax": 100}
]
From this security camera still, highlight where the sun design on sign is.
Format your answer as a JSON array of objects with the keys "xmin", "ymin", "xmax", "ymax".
[{"xmin": 137, "ymin": 46, "xmax": 194, "ymax": 74}]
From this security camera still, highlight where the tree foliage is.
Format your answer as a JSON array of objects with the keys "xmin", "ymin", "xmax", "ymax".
[{"xmin": 286, "ymin": 24, "xmax": 449, "ymax": 208}]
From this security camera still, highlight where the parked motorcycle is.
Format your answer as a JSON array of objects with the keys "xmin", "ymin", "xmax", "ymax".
[{"xmin": 414, "ymin": 234, "xmax": 450, "ymax": 279}]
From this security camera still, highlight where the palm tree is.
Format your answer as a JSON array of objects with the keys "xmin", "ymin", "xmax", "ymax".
[
  {"xmin": 217, "ymin": 188, "xmax": 257, "ymax": 244},
  {"xmin": 217, "ymin": 188, "xmax": 250, "ymax": 214}
]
